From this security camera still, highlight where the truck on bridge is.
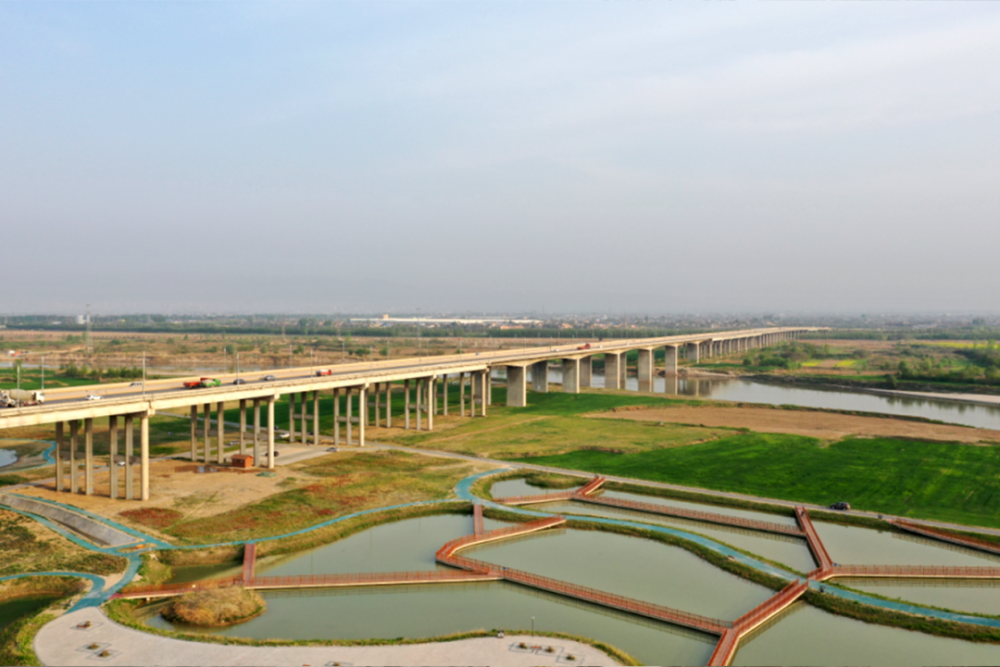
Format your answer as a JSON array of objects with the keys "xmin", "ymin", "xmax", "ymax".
[
  {"xmin": 0, "ymin": 389, "xmax": 45, "ymax": 407},
  {"xmin": 183, "ymin": 378, "xmax": 222, "ymax": 389}
]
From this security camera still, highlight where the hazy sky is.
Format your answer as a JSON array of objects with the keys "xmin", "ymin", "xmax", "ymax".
[{"xmin": 2, "ymin": 2, "xmax": 999, "ymax": 315}]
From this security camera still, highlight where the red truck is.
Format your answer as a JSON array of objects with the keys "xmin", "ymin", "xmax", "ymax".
[
  {"xmin": 183, "ymin": 378, "xmax": 222, "ymax": 389},
  {"xmin": 576, "ymin": 343, "xmax": 592, "ymax": 351},
  {"xmin": 315, "ymin": 369, "xmax": 333, "ymax": 377}
]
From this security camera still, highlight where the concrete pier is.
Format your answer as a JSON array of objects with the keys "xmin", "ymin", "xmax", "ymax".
[
  {"xmin": 562, "ymin": 358, "xmax": 580, "ymax": 393},
  {"xmin": 507, "ymin": 365, "xmax": 527, "ymax": 407},
  {"xmin": 664, "ymin": 345, "xmax": 678, "ymax": 376},
  {"xmin": 532, "ymin": 361, "xmax": 549, "ymax": 393},
  {"xmin": 604, "ymin": 353, "xmax": 622, "ymax": 390},
  {"xmin": 688, "ymin": 342, "xmax": 700, "ymax": 364},
  {"xmin": 124, "ymin": 415, "xmax": 133, "ymax": 500},
  {"xmin": 637, "ymin": 349, "xmax": 654, "ymax": 392},
  {"xmin": 109, "ymin": 416, "xmax": 118, "ymax": 500},
  {"xmin": 580, "ymin": 356, "xmax": 592, "ymax": 388}
]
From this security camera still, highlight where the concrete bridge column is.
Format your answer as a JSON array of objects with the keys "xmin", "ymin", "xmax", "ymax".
[
  {"xmin": 189, "ymin": 406, "xmax": 197, "ymax": 462},
  {"xmin": 84, "ymin": 418, "xmax": 94, "ymax": 496},
  {"xmin": 55, "ymin": 422, "xmax": 64, "ymax": 492},
  {"xmin": 386, "ymin": 384, "xmax": 393, "ymax": 428},
  {"xmin": 580, "ymin": 356, "xmax": 592, "ymax": 388},
  {"xmin": 562, "ymin": 358, "xmax": 580, "ymax": 393},
  {"xmin": 532, "ymin": 361, "xmax": 549, "ymax": 392},
  {"xmin": 507, "ymin": 365, "xmax": 527, "ymax": 407},
  {"xmin": 373, "ymin": 383, "xmax": 380, "ymax": 427},
  {"xmin": 109, "ymin": 416, "xmax": 118, "ymax": 499},
  {"xmin": 289, "ymin": 392, "xmax": 297, "ymax": 444},
  {"xmin": 267, "ymin": 397, "xmax": 276, "ymax": 470},
  {"xmin": 140, "ymin": 413, "xmax": 150, "ymax": 501},
  {"xmin": 687, "ymin": 342, "xmax": 700, "ymax": 364},
  {"xmin": 124, "ymin": 415, "xmax": 134, "ymax": 500},
  {"xmin": 664, "ymin": 345, "xmax": 678, "ymax": 377},
  {"xmin": 426, "ymin": 378, "xmax": 435, "ymax": 430},
  {"xmin": 346, "ymin": 389, "xmax": 354, "ymax": 445},
  {"xmin": 637, "ymin": 349, "xmax": 654, "ymax": 392},
  {"xmin": 300, "ymin": 392, "xmax": 308, "ymax": 442},
  {"xmin": 486, "ymin": 370, "xmax": 492, "ymax": 406},
  {"xmin": 415, "ymin": 381, "xmax": 422, "ymax": 431},
  {"xmin": 312, "ymin": 391, "xmax": 320, "ymax": 445},
  {"xmin": 253, "ymin": 399, "xmax": 261, "ymax": 464},
  {"xmin": 69, "ymin": 420, "xmax": 79, "ymax": 494},
  {"xmin": 332, "ymin": 389, "xmax": 340, "ymax": 445},
  {"xmin": 442, "ymin": 375, "xmax": 448, "ymax": 416},
  {"xmin": 217, "ymin": 402, "xmax": 225, "ymax": 464},
  {"xmin": 359, "ymin": 386, "xmax": 367, "ymax": 444},
  {"xmin": 239, "ymin": 400, "xmax": 247, "ymax": 455},
  {"xmin": 405, "ymin": 380, "xmax": 411, "ymax": 429},
  {"xmin": 604, "ymin": 353, "xmax": 622, "ymax": 390},
  {"xmin": 202, "ymin": 404, "xmax": 210, "ymax": 462},
  {"xmin": 473, "ymin": 371, "xmax": 487, "ymax": 416},
  {"xmin": 459, "ymin": 373, "xmax": 466, "ymax": 416}
]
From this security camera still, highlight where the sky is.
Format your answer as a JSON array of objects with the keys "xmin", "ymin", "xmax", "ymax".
[{"xmin": 2, "ymin": 2, "xmax": 999, "ymax": 316}]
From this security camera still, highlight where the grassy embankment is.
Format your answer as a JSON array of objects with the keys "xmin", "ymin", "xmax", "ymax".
[
  {"xmin": 514, "ymin": 431, "xmax": 1000, "ymax": 530},
  {"xmin": 0, "ymin": 510, "xmax": 126, "ymax": 577},
  {"xmin": 115, "ymin": 449, "xmax": 479, "ymax": 557}
]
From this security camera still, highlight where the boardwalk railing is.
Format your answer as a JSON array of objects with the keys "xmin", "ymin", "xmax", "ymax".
[
  {"xmin": 242, "ymin": 542, "xmax": 257, "ymax": 583},
  {"xmin": 707, "ymin": 579, "xmax": 809, "ymax": 666},
  {"xmin": 820, "ymin": 565, "xmax": 1000, "ymax": 580},
  {"xmin": 440, "ymin": 551, "xmax": 730, "ymax": 635},
  {"xmin": 574, "ymin": 476, "xmax": 606, "ymax": 497},
  {"xmin": 796, "ymin": 507, "xmax": 833, "ymax": 574},
  {"xmin": 473, "ymin": 503, "xmax": 484, "ymax": 536},
  {"xmin": 893, "ymin": 521, "xmax": 1000, "ymax": 557},
  {"xmin": 115, "ymin": 570, "xmax": 500, "ymax": 599},
  {"xmin": 493, "ymin": 476, "xmax": 605, "ymax": 506},
  {"xmin": 437, "ymin": 516, "xmax": 566, "ymax": 559},
  {"xmin": 577, "ymin": 495, "xmax": 803, "ymax": 537}
]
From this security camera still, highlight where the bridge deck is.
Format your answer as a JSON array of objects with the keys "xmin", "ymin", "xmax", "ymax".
[
  {"xmin": 242, "ymin": 542, "xmax": 256, "ymax": 583},
  {"xmin": 796, "ymin": 507, "xmax": 833, "ymax": 575},
  {"xmin": 707, "ymin": 579, "xmax": 809, "ymax": 666},
  {"xmin": 816, "ymin": 565, "xmax": 1000, "ymax": 581}
]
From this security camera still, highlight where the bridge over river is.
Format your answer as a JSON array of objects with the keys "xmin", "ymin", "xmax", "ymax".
[{"xmin": 0, "ymin": 327, "xmax": 814, "ymax": 501}]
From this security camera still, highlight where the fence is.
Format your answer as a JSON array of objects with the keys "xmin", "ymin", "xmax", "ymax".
[
  {"xmin": 893, "ymin": 521, "xmax": 1000, "ymax": 556},
  {"xmin": 828, "ymin": 565, "xmax": 1000, "ymax": 579}
]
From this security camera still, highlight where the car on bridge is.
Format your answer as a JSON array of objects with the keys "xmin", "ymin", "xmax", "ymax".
[
  {"xmin": 315, "ymin": 369, "xmax": 333, "ymax": 376},
  {"xmin": 261, "ymin": 375, "xmax": 276, "ymax": 382}
]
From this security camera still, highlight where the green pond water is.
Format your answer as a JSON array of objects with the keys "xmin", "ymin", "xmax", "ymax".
[
  {"xmin": 596, "ymin": 489, "xmax": 800, "ymax": 528},
  {"xmin": 536, "ymin": 500, "xmax": 817, "ymax": 574},
  {"xmin": 732, "ymin": 602, "xmax": 1000, "ymax": 666},
  {"xmin": 149, "ymin": 512, "xmax": 1000, "ymax": 666},
  {"xmin": 813, "ymin": 521, "xmax": 1000, "ymax": 567},
  {"xmin": 490, "ymin": 477, "xmax": 567, "ymax": 498},
  {"xmin": 0, "ymin": 595, "xmax": 59, "ymax": 633}
]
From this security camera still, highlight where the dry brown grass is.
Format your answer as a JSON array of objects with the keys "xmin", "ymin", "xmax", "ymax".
[{"xmin": 164, "ymin": 587, "xmax": 265, "ymax": 627}]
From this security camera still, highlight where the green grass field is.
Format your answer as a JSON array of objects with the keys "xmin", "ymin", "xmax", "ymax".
[{"xmin": 515, "ymin": 433, "xmax": 1000, "ymax": 529}]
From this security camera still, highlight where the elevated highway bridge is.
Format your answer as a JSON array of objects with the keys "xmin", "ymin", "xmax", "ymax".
[{"xmin": 0, "ymin": 327, "xmax": 815, "ymax": 502}]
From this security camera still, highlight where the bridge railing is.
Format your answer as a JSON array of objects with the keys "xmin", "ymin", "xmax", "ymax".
[
  {"xmin": 436, "ymin": 516, "xmax": 565, "ymax": 560},
  {"xmin": 578, "ymin": 495, "xmax": 802, "ymax": 536},
  {"xmin": 829, "ymin": 565, "xmax": 1000, "ymax": 578}
]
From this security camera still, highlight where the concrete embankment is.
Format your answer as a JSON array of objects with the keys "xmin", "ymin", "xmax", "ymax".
[{"xmin": 0, "ymin": 493, "xmax": 136, "ymax": 547}]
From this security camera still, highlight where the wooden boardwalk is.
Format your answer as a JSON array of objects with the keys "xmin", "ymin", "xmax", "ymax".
[
  {"xmin": 707, "ymin": 580, "xmax": 809, "ymax": 666},
  {"xmin": 492, "ymin": 476, "xmax": 606, "ymax": 506},
  {"xmin": 242, "ymin": 542, "xmax": 257, "ymax": 583},
  {"xmin": 576, "ymin": 495, "xmax": 803, "ymax": 537},
  {"xmin": 796, "ymin": 507, "xmax": 834, "ymax": 576},
  {"xmin": 893, "ymin": 520, "xmax": 1000, "ymax": 557},
  {"xmin": 815, "ymin": 564, "xmax": 1000, "ymax": 581},
  {"xmin": 473, "ymin": 503, "xmax": 484, "ymax": 536}
]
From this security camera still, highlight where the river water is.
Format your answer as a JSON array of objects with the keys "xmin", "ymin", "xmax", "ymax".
[
  {"xmin": 0, "ymin": 449, "xmax": 16, "ymax": 468},
  {"xmin": 511, "ymin": 368, "xmax": 1000, "ymax": 431}
]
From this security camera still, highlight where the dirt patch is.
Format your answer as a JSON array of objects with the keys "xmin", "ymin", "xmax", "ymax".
[{"xmin": 592, "ymin": 406, "xmax": 1000, "ymax": 444}]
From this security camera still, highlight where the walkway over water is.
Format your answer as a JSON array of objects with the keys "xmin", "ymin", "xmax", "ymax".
[
  {"xmin": 893, "ymin": 520, "xmax": 1000, "ymax": 557},
  {"xmin": 708, "ymin": 580, "xmax": 810, "ymax": 666},
  {"xmin": 492, "ymin": 476, "xmax": 606, "ymax": 506},
  {"xmin": 796, "ymin": 507, "xmax": 834, "ymax": 576}
]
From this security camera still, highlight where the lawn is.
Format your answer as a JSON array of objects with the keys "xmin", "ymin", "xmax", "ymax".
[
  {"xmin": 514, "ymin": 433, "xmax": 1000, "ymax": 529},
  {"xmin": 0, "ymin": 510, "xmax": 126, "ymax": 577}
]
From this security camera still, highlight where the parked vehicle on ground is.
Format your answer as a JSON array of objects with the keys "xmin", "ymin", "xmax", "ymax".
[
  {"xmin": 0, "ymin": 389, "xmax": 45, "ymax": 407},
  {"xmin": 261, "ymin": 375, "xmax": 276, "ymax": 382},
  {"xmin": 183, "ymin": 378, "xmax": 221, "ymax": 389},
  {"xmin": 829, "ymin": 501, "xmax": 851, "ymax": 511},
  {"xmin": 315, "ymin": 369, "xmax": 333, "ymax": 376}
]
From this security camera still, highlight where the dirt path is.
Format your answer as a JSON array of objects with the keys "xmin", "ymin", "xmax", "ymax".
[{"xmin": 591, "ymin": 406, "xmax": 1000, "ymax": 444}]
